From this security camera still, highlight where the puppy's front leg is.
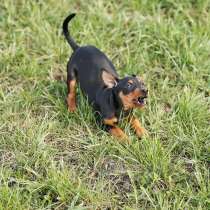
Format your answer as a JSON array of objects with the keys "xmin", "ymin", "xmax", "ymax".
[
  {"xmin": 129, "ymin": 116, "xmax": 148, "ymax": 138},
  {"xmin": 104, "ymin": 117, "xmax": 130, "ymax": 143}
]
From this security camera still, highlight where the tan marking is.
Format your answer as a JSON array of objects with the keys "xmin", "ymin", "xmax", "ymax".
[
  {"xmin": 102, "ymin": 71, "xmax": 117, "ymax": 88},
  {"xmin": 67, "ymin": 80, "xmax": 76, "ymax": 112},
  {"xmin": 119, "ymin": 88, "xmax": 144, "ymax": 111},
  {"xmin": 104, "ymin": 116, "xmax": 130, "ymax": 143},
  {"xmin": 129, "ymin": 117, "xmax": 147, "ymax": 138},
  {"xmin": 104, "ymin": 117, "xmax": 118, "ymax": 126},
  {"xmin": 128, "ymin": 80, "xmax": 134, "ymax": 84},
  {"xmin": 109, "ymin": 127, "xmax": 130, "ymax": 144}
]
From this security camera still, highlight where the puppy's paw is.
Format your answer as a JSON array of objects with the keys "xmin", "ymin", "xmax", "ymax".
[
  {"xmin": 120, "ymin": 133, "xmax": 131, "ymax": 144},
  {"xmin": 67, "ymin": 96, "xmax": 76, "ymax": 112},
  {"xmin": 136, "ymin": 127, "xmax": 148, "ymax": 138},
  {"xmin": 109, "ymin": 127, "xmax": 130, "ymax": 144},
  {"xmin": 68, "ymin": 105, "xmax": 76, "ymax": 112}
]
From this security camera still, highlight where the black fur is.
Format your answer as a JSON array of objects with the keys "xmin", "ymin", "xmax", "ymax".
[{"xmin": 63, "ymin": 13, "xmax": 147, "ymax": 122}]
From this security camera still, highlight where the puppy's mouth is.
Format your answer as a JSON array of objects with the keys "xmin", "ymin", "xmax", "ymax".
[{"xmin": 133, "ymin": 96, "xmax": 147, "ymax": 106}]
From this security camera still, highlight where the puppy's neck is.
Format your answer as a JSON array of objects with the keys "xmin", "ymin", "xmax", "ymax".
[{"xmin": 112, "ymin": 86, "xmax": 123, "ymax": 111}]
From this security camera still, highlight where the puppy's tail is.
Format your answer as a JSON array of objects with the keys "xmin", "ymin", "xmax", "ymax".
[{"xmin": 62, "ymin": 13, "xmax": 79, "ymax": 51}]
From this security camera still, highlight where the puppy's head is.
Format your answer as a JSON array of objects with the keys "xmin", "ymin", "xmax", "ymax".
[
  {"xmin": 115, "ymin": 75, "xmax": 148, "ymax": 110},
  {"xmin": 101, "ymin": 70, "xmax": 148, "ymax": 111}
]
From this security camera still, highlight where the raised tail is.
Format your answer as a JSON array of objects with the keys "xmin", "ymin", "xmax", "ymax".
[{"xmin": 62, "ymin": 13, "xmax": 79, "ymax": 51}]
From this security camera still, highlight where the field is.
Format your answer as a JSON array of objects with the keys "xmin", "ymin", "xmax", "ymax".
[{"xmin": 0, "ymin": 0, "xmax": 209, "ymax": 209}]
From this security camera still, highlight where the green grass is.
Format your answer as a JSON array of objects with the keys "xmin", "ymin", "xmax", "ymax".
[{"xmin": 0, "ymin": 0, "xmax": 210, "ymax": 209}]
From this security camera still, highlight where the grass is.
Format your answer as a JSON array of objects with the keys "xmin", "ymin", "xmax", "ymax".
[{"xmin": 0, "ymin": 0, "xmax": 210, "ymax": 209}]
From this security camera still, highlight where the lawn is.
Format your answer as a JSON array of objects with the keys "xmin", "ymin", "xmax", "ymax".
[{"xmin": 0, "ymin": 0, "xmax": 209, "ymax": 209}]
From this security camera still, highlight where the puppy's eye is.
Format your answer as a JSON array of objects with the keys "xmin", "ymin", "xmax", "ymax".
[{"xmin": 127, "ymin": 82, "xmax": 132, "ymax": 88}]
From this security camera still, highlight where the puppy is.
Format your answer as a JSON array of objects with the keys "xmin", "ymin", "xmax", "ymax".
[{"xmin": 62, "ymin": 13, "xmax": 148, "ymax": 143}]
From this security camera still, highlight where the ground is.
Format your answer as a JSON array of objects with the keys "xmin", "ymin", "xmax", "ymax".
[{"xmin": 0, "ymin": 0, "xmax": 209, "ymax": 209}]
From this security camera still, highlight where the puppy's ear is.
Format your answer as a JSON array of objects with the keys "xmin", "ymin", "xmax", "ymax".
[{"xmin": 102, "ymin": 70, "xmax": 118, "ymax": 88}]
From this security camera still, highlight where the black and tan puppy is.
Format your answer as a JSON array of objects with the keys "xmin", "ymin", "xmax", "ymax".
[{"xmin": 63, "ymin": 13, "xmax": 148, "ymax": 143}]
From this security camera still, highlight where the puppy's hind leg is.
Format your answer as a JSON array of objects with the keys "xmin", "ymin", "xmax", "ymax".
[{"xmin": 67, "ymin": 66, "xmax": 77, "ymax": 112}]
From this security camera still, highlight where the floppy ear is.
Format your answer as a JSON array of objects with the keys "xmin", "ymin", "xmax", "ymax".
[{"xmin": 102, "ymin": 70, "xmax": 118, "ymax": 88}]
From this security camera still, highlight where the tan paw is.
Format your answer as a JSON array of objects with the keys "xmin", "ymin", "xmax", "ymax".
[
  {"xmin": 68, "ymin": 105, "xmax": 76, "ymax": 112},
  {"xmin": 136, "ymin": 127, "xmax": 148, "ymax": 138},
  {"xmin": 109, "ymin": 127, "xmax": 130, "ymax": 144},
  {"xmin": 67, "ymin": 96, "xmax": 76, "ymax": 112}
]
